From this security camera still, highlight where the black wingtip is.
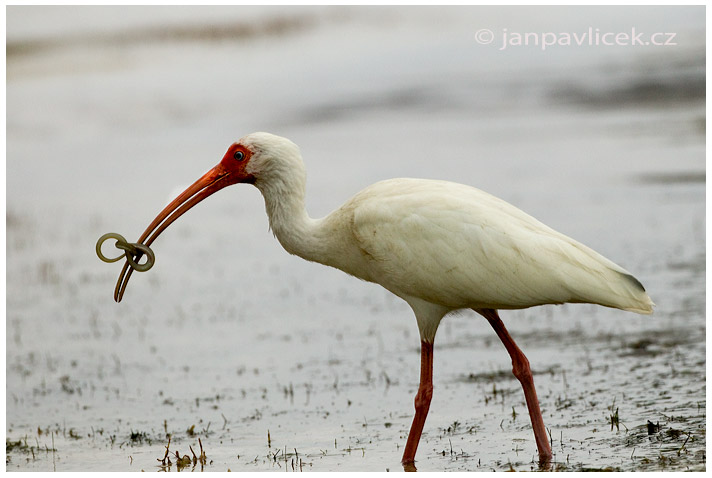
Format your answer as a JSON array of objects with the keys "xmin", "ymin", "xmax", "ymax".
[{"xmin": 622, "ymin": 272, "xmax": 646, "ymax": 292}]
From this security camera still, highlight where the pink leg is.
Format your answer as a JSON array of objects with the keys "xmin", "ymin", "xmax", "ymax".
[
  {"xmin": 477, "ymin": 308, "xmax": 553, "ymax": 463},
  {"xmin": 401, "ymin": 340, "xmax": 434, "ymax": 466}
]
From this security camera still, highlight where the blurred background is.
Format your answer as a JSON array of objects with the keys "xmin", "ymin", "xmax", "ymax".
[{"xmin": 6, "ymin": 6, "xmax": 705, "ymax": 472}]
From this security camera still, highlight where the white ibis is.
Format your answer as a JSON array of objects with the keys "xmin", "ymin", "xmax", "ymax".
[{"xmin": 111, "ymin": 132, "xmax": 654, "ymax": 468}]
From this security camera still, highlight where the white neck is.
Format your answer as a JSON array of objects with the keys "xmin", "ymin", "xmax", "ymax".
[{"xmin": 254, "ymin": 165, "xmax": 328, "ymax": 265}]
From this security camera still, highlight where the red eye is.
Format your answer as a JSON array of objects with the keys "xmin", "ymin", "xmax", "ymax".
[{"xmin": 234, "ymin": 150, "xmax": 245, "ymax": 161}]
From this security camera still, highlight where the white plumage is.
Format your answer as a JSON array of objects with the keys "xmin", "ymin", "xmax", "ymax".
[
  {"xmin": 345, "ymin": 179, "xmax": 650, "ymax": 314},
  {"xmin": 113, "ymin": 132, "xmax": 654, "ymax": 468},
  {"xmin": 241, "ymin": 133, "xmax": 653, "ymax": 339}
]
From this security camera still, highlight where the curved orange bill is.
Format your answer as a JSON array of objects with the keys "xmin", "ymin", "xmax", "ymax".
[{"xmin": 114, "ymin": 161, "xmax": 241, "ymax": 302}]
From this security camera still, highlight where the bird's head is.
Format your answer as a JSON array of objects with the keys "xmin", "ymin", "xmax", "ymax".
[
  {"xmin": 214, "ymin": 131, "xmax": 304, "ymax": 186},
  {"xmin": 113, "ymin": 132, "xmax": 302, "ymax": 301}
]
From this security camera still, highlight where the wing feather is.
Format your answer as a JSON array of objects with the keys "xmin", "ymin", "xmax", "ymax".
[{"xmin": 347, "ymin": 178, "xmax": 652, "ymax": 313}]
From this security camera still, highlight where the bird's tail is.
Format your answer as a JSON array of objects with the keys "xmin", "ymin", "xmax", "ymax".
[
  {"xmin": 609, "ymin": 271, "xmax": 655, "ymax": 314},
  {"xmin": 555, "ymin": 239, "xmax": 654, "ymax": 314}
]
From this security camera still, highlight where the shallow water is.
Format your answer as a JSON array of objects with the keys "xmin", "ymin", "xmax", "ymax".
[{"xmin": 6, "ymin": 6, "xmax": 706, "ymax": 472}]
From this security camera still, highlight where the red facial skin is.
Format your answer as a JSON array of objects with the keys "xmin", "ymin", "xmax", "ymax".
[{"xmin": 114, "ymin": 143, "xmax": 255, "ymax": 301}]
